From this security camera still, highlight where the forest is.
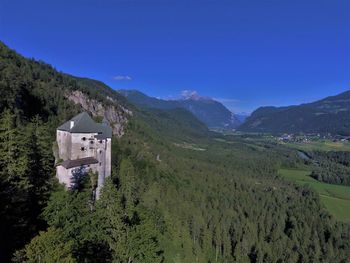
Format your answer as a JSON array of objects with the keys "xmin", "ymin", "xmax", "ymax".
[
  {"xmin": 1, "ymin": 41, "xmax": 350, "ymax": 262},
  {"xmin": 308, "ymin": 151, "xmax": 350, "ymax": 186}
]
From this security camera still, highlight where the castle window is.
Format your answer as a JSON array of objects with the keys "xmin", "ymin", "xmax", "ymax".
[
  {"xmin": 99, "ymin": 140, "xmax": 103, "ymax": 143},
  {"xmin": 99, "ymin": 162, "xmax": 102, "ymax": 166},
  {"xmin": 100, "ymin": 150, "xmax": 102, "ymax": 154},
  {"xmin": 82, "ymin": 137, "xmax": 86, "ymax": 141},
  {"xmin": 90, "ymin": 141, "xmax": 94, "ymax": 144},
  {"xmin": 81, "ymin": 147, "xmax": 85, "ymax": 151}
]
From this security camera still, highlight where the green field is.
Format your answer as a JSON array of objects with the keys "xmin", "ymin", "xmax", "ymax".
[
  {"xmin": 285, "ymin": 140, "xmax": 350, "ymax": 152},
  {"xmin": 278, "ymin": 169, "xmax": 350, "ymax": 222}
]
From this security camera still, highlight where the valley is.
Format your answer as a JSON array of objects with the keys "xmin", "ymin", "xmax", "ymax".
[
  {"xmin": 2, "ymin": 0, "xmax": 350, "ymax": 262},
  {"xmin": 1, "ymin": 41, "xmax": 350, "ymax": 262},
  {"xmin": 285, "ymin": 140, "xmax": 350, "ymax": 152}
]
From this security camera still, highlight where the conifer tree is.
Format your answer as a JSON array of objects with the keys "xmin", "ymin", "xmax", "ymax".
[
  {"xmin": 0, "ymin": 110, "xmax": 30, "ymax": 259},
  {"xmin": 14, "ymin": 227, "xmax": 75, "ymax": 263},
  {"xmin": 119, "ymin": 158, "xmax": 138, "ymax": 219},
  {"xmin": 95, "ymin": 178, "xmax": 127, "ymax": 261}
]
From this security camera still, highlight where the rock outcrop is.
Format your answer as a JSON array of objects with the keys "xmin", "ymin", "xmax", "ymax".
[{"xmin": 67, "ymin": 90, "xmax": 132, "ymax": 137}]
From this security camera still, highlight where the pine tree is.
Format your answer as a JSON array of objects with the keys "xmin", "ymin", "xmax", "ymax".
[
  {"xmin": 0, "ymin": 109, "xmax": 29, "ymax": 190},
  {"xmin": 119, "ymin": 158, "xmax": 138, "ymax": 219},
  {"xmin": 95, "ymin": 178, "xmax": 127, "ymax": 261},
  {"xmin": 24, "ymin": 116, "xmax": 55, "ymax": 230},
  {"xmin": 0, "ymin": 110, "xmax": 30, "ymax": 259},
  {"xmin": 15, "ymin": 227, "xmax": 75, "ymax": 263}
]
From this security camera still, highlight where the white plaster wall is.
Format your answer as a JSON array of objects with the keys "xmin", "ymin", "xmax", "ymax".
[
  {"xmin": 96, "ymin": 138, "xmax": 111, "ymax": 198},
  {"xmin": 56, "ymin": 129, "xmax": 112, "ymax": 199},
  {"xmin": 105, "ymin": 138, "xmax": 112, "ymax": 178},
  {"xmin": 57, "ymin": 130, "xmax": 72, "ymax": 160},
  {"xmin": 56, "ymin": 164, "xmax": 100, "ymax": 188},
  {"xmin": 70, "ymin": 133, "xmax": 97, "ymax": 159},
  {"xmin": 56, "ymin": 165, "xmax": 71, "ymax": 187}
]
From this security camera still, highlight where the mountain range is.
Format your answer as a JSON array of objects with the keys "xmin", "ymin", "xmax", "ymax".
[
  {"xmin": 118, "ymin": 89, "xmax": 241, "ymax": 130},
  {"xmin": 239, "ymin": 90, "xmax": 350, "ymax": 135},
  {"xmin": 1, "ymin": 41, "xmax": 350, "ymax": 262}
]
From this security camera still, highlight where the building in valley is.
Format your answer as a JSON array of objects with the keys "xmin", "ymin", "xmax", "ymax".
[{"xmin": 56, "ymin": 112, "xmax": 112, "ymax": 198}]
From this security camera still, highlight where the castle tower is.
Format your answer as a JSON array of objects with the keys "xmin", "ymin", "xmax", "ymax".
[{"xmin": 56, "ymin": 112, "xmax": 112, "ymax": 199}]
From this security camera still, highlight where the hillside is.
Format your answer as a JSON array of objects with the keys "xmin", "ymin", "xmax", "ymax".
[
  {"xmin": 239, "ymin": 90, "xmax": 350, "ymax": 134},
  {"xmin": 1, "ymin": 41, "xmax": 350, "ymax": 262},
  {"xmin": 119, "ymin": 89, "xmax": 241, "ymax": 130}
]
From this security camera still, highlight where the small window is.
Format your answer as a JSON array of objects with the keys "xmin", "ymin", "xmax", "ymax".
[
  {"xmin": 82, "ymin": 137, "xmax": 86, "ymax": 141},
  {"xmin": 90, "ymin": 141, "xmax": 94, "ymax": 144},
  {"xmin": 99, "ymin": 162, "xmax": 102, "ymax": 166},
  {"xmin": 81, "ymin": 147, "xmax": 85, "ymax": 151},
  {"xmin": 100, "ymin": 150, "xmax": 102, "ymax": 154},
  {"xmin": 99, "ymin": 140, "xmax": 103, "ymax": 143}
]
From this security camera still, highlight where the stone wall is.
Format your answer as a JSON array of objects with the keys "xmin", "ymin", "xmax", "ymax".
[
  {"xmin": 57, "ymin": 163, "xmax": 100, "ymax": 188},
  {"xmin": 57, "ymin": 130, "xmax": 72, "ymax": 160},
  {"xmin": 56, "ymin": 130, "xmax": 112, "ymax": 199},
  {"xmin": 70, "ymin": 132, "xmax": 98, "ymax": 160}
]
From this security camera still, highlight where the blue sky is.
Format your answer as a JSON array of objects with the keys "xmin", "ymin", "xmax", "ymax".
[{"xmin": 1, "ymin": 0, "xmax": 349, "ymax": 113}]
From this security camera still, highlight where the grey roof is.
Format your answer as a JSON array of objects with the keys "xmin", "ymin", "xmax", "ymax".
[
  {"xmin": 58, "ymin": 112, "xmax": 112, "ymax": 138},
  {"xmin": 60, "ymin": 157, "xmax": 99, "ymax": 169}
]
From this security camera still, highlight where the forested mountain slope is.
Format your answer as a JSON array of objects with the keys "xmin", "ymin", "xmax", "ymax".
[
  {"xmin": 119, "ymin": 89, "xmax": 241, "ymax": 130},
  {"xmin": 239, "ymin": 90, "xmax": 350, "ymax": 134},
  {"xmin": 1, "ymin": 41, "xmax": 350, "ymax": 262}
]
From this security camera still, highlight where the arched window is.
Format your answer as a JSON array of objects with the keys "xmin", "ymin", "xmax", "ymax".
[
  {"xmin": 81, "ymin": 147, "xmax": 85, "ymax": 151},
  {"xmin": 82, "ymin": 137, "xmax": 86, "ymax": 141},
  {"xmin": 90, "ymin": 140, "xmax": 94, "ymax": 144}
]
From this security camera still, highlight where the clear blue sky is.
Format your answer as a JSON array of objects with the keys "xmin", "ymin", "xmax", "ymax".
[{"xmin": 1, "ymin": 0, "xmax": 349, "ymax": 113}]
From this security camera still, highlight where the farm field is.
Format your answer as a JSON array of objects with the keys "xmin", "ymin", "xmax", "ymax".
[
  {"xmin": 285, "ymin": 140, "xmax": 350, "ymax": 152},
  {"xmin": 278, "ymin": 169, "xmax": 350, "ymax": 222}
]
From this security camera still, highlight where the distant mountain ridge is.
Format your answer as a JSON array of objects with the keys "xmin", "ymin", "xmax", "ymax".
[
  {"xmin": 239, "ymin": 90, "xmax": 350, "ymax": 135},
  {"xmin": 118, "ymin": 90, "xmax": 241, "ymax": 129}
]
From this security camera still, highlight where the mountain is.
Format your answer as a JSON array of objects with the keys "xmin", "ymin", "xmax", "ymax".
[
  {"xmin": 1, "ymin": 41, "xmax": 350, "ymax": 263},
  {"xmin": 119, "ymin": 89, "xmax": 241, "ymax": 129},
  {"xmin": 239, "ymin": 90, "xmax": 350, "ymax": 134},
  {"xmin": 235, "ymin": 113, "xmax": 250, "ymax": 123}
]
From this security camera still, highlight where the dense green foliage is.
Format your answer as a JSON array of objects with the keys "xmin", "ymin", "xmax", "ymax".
[
  {"xmin": 239, "ymin": 90, "xmax": 350, "ymax": 135},
  {"xmin": 278, "ymin": 169, "xmax": 350, "ymax": 223},
  {"xmin": 116, "ymin": 115, "xmax": 350, "ymax": 262},
  {"xmin": 309, "ymin": 151, "xmax": 350, "ymax": 186},
  {"xmin": 0, "ymin": 110, "xmax": 55, "ymax": 260},
  {"xmin": 1, "ymin": 41, "xmax": 350, "ymax": 262}
]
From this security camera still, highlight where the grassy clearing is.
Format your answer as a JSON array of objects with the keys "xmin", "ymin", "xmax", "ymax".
[
  {"xmin": 285, "ymin": 140, "xmax": 350, "ymax": 152},
  {"xmin": 173, "ymin": 142, "xmax": 206, "ymax": 151},
  {"xmin": 278, "ymin": 168, "xmax": 350, "ymax": 222}
]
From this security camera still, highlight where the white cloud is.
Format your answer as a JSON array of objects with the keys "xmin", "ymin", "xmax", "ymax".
[
  {"xmin": 113, "ymin": 75, "xmax": 132, "ymax": 81},
  {"xmin": 180, "ymin": 90, "xmax": 200, "ymax": 100}
]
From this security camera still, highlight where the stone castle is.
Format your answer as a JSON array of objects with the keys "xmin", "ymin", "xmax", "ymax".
[{"xmin": 56, "ymin": 112, "xmax": 112, "ymax": 198}]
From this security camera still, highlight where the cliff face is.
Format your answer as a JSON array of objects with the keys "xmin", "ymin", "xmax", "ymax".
[{"xmin": 67, "ymin": 90, "xmax": 132, "ymax": 137}]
